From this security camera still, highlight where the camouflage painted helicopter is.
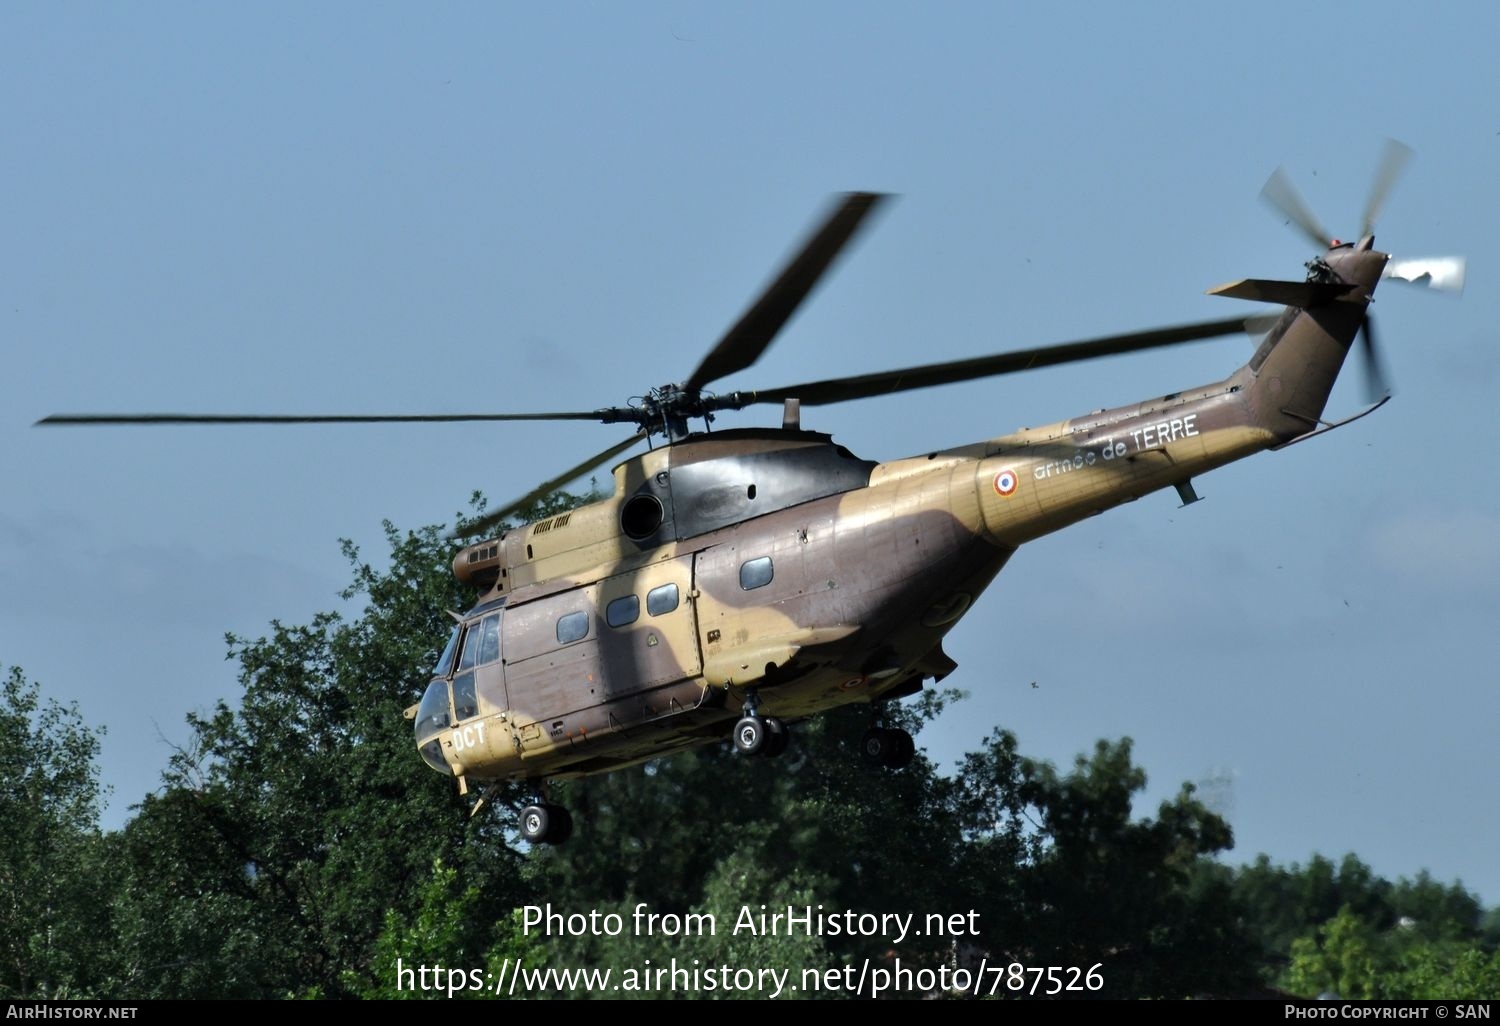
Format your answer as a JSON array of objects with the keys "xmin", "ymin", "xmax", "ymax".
[{"xmin": 41, "ymin": 143, "xmax": 1462, "ymax": 845}]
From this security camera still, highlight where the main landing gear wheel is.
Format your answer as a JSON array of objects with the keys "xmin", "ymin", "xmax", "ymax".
[
  {"xmin": 860, "ymin": 726, "xmax": 915, "ymax": 769},
  {"xmin": 762, "ymin": 716, "xmax": 789, "ymax": 758},
  {"xmin": 732, "ymin": 715, "xmax": 790, "ymax": 758},
  {"xmin": 733, "ymin": 715, "xmax": 766, "ymax": 754},
  {"xmin": 519, "ymin": 802, "xmax": 573, "ymax": 845}
]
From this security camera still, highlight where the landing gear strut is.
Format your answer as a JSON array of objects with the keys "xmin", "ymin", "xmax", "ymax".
[
  {"xmin": 860, "ymin": 726, "xmax": 915, "ymax": 769},
  {"xmin": 732, "ymin": 689, "xmax": 790, "ymax": 758}
]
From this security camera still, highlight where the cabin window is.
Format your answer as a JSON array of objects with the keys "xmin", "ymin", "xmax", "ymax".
[
  {"xmin": 556, "ymin": 610, "xmax": 590, "ymax": 645},
  {"xmin": 477, "ymin": 613, "xmax": 501, "ymax": 665},
  {"xmin": 739, "ymin": 556, "xmax": 774, "ymax": 591},
  {"xmin": 452, "ymin": 672, "xmax": 478, "ymax": 721},
  {"xmin": 647, "ymin": 583, "xmax": 680, "ymax": 616},
  {"xmin": 607, "ymin": 595, "xmax": 640, "ymax": 628}
]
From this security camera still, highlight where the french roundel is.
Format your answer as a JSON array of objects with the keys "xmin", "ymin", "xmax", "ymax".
[{"xmin": 993, "ymin": 469, "xmax": 1018, "ymax": 497}]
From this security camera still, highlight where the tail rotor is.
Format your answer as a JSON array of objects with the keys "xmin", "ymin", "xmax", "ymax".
[{"xmin": 1257, "ymin": 139, "xmax": 1465, "ymax": 401}]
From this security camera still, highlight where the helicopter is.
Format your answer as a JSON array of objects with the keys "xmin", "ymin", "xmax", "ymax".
[{"xmin": 40, "ymin": 142, "xmax": 1463, "ymax": 845}]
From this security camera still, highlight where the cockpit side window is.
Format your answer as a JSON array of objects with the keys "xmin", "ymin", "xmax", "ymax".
[
  {"xmin": 477, "ymin": 613, "xmax": 501, "ymax": 665},
  {"xmin": 433, "ymin": 626, "xmax": 461, "ymax": 676},
  {"xmin": 452, "ymin": 672, "xmax": 478, "ymax": 721},
  {"xmin": 415, "ymin": 678, "xmax": 452, "ymax": 740},
  {"xmin": 458, "ymin": 622, "xmax": 482, "ymax": 672}
]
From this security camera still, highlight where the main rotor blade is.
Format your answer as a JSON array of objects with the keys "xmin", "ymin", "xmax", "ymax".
[
  {"xmin": 1357, "ymin": 313, "xmax": 1391, "ymax": 404},
  {"xmin": 1260, "ymin": 167, "xmax": 1332, "ymax": 250},
  {"xmin": 715, "ymin": 316, "xmax": 1249, "ymax": 410},
  {"xmin": 684, "ymin": 192, "xmax": 889, "ymax": 393},
  {"xmin": 1361, "ymin": 138, "xmax": 1413, "ymax": 238},
  {"xmin": 36, "ymin": 410, "xmax": 610, "ymax": 426},
  {"xmin": 454, "ymin": 431, "xmax": 645, "ymax": 539}
]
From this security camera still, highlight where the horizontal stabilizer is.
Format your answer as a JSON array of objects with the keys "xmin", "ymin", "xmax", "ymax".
[{"xmin": 1206, "ymin": 279, "xmax": 1360, "ymax": 307}]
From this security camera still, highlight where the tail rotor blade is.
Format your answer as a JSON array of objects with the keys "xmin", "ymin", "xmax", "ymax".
[
  {"xmin": 1383, "ymin": 256, "xmax": 1466, "ymax": 295},
  {"xmin": 1261, "ymin": 167, "xmax": 1332, "ymax": 250},
  {"xmin": 1361, "ymin": 138, "xmax": 1414, "ymax": 238},
  {"xmin": 1357, "ymin": 314, "xmax": 1392, "ymax": 404}
]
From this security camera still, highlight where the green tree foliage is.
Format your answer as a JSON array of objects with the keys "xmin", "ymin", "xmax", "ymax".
[
  {"xmin": 1392, "ymin": 943, "xmax": 1500, "ymax": 1000},
  {"xmin": 97, "ymin": 491, "xmax": 599, "ymax": 998},
  {"xmin": 1285, "ymin": 905, "xmax": 1500, "ymax": 999},
  {"xmin": 530, "ymin": 692, "xmax": 1034, "ymax": 976},
  {"xmin": 101, "ymin": 512, "xmax": 537, "ymax": 996},
  {"xmin": 1391, "ymin": 870, "xmax": 1487, "ymax": 943},
  {"xmin": 1229, "ymin": 852, "xmax": 1377, "ymax": 956},
  {"xmin": 16, "ymin": 488, "xmax": 1489, "ymax": 999},
  {"xmin": 348, "ymin": 859, "xmax": 544, "ymax": 1000},
  {"xmin": 531, "ymin": 690, "xmax": 1008, "ymax": 984},
  {"xmin": 1218, "ymin": 851, "xmax": 1490, "ymax": 988},
  {"xmin": 1483, "ymin": 907, "xmax": 1500, "ymax": 949},
  {"xmin": 528, "ymin": 837, "xmax": 838, "ymax": 1000},
  {"xmin": 84, "ymin": 491, "xmax": 1265, "ymax": 999},
  {"xmin": 1014, "ymin": 739, "xmax": 1258, "ymax": 997},
  {"xmin": 0, "ymin": 667, "xmax": 111, "ymax": 998},
  {"xmin": 1286, "ymin": 906, "xmax": 1383, "ymax": 999},
  {"xmin": 529, "ymin": 708, "xmax": 1253, "ymax": 997}
]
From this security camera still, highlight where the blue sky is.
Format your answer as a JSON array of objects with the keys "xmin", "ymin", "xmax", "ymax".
[{"xmin": 5, "ymin": 3, "xmax": 1498, "ymax": 904}]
